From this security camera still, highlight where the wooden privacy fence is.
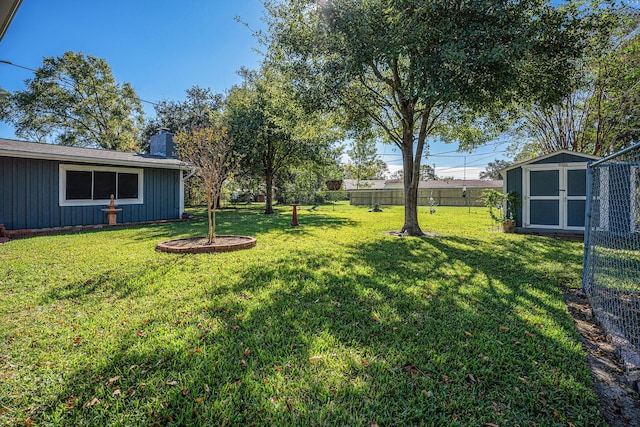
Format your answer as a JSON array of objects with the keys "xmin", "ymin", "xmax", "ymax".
[{"xmin": 349, "ymin": 188, "xmax": 490, "ymax": 207}]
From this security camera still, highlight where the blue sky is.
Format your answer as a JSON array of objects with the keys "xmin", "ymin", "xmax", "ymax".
[{"xmin": 0, "ymin": 0, "xmax": 510, "ymax": 179}]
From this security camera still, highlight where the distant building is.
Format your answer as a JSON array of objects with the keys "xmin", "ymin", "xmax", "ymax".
[{"xmin": 344, "ymin": 179, "xmax": 503, "ymax": 207}]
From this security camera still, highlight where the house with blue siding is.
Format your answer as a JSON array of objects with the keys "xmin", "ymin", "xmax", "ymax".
[
  {"xmin": 501, "ymin": 150, "xmax": 600, "ymax": 233},
  {"xmin": 0, "ymin": 131, "xmax": 186, "ymax": 231}
]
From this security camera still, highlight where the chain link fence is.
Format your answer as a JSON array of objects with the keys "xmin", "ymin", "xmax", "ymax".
[{"xmin": 583, "ymin": 143, "xmax": 640, "ymax": 373}]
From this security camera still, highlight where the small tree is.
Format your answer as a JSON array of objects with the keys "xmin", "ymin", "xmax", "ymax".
[{"xmin": 174, "ymin": 126, "xmax": 240, "ymax": 244}]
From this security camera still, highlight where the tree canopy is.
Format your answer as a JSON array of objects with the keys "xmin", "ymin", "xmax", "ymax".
[
  {"xmin": 174, "ymin": 126, "xmax": 240, "ymax": 244},
  {"xmin": 479, "ymin": 159, "xmax": 513, "ymax": 181},
  {"xmin": 264, "ymin": 0, "xmax": 587, "ymax": 235},
  {"xmin": 516, "ymin": 9, "xmax": 640, "ymax": 157},
  {"xmin": 0, "ymin": 51, "xmax": 143, "ymax": 151},
  {"xmin": 343, "ymin": 133, "xmax": 388, "ymax": 184},
  {"xmin": 224, "ymin": 66, "xmax": 338, "ymax": 214},
  {"xmin": 140, "ymin": 86, "xmax": 223, "ymax": 152}
]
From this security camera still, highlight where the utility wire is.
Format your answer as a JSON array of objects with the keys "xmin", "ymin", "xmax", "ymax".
[{"xmin": 0, "ymin": 59, "xmax": 160, "ymax": 107}]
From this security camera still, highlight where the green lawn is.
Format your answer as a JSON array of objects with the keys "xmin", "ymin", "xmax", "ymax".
[{"xmin": 0, "ymin": 203, "xmax": 603, "ymax": 426}]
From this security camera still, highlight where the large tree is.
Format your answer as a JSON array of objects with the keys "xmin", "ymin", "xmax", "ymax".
[
  {"xmin": 224, "ymin": 67, "xmax": 337, "ymax": 214},
  {"xmin": 517, "ymin": 12, "xmax": 640, "ymax": 157},
  {"xmin": 343, "ymin": 132, "xmax": 388, "ymax": 186},
  {"xmin": 0, "ymin": 51, "xmax": 143, "ymax": 151},
  {"xmin": 264, "ymin": 0, "xmax": 587, "ymax": 235},
  {"xmin": 480, "ymin": 159, "xmax": 513, "ymax": 181},
  {"xmin": 140, "ymin": 86, "xmax": 223, "ymax": 152}
]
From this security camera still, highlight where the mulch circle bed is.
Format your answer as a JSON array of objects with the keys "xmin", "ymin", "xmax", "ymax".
[{"xmin": 156, "ymin": 235, "xmax": 256, "ymax": 254}]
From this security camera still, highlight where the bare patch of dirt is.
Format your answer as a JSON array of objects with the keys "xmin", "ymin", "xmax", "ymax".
[
  {"xmin": 564, "ymin": 287, "xmax": 640, "ymax": 426},
  {"xmin": 384, "ymin": 231, "xmax": 441, "ymax": 237}
]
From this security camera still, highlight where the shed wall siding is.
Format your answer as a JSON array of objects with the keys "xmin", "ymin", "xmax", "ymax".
[
  {"xmin": 0, "ymin": 156, "xmax": 180, "ymax": 230},
  {"xmin": 506, "ymin": 168, "xmax": 523, "ymax": 226}
]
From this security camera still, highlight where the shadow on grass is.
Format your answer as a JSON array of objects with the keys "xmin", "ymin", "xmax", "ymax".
[
  {"xmin": 113, "ymin": 207, "xmax": 359, "ymax": 244},
  {"xmin": 32, "ymin": 233, "xmax": 601, "ymax": 426}
]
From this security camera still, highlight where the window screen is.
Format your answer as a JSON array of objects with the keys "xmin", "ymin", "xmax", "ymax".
[
  {"xmin": 66, "ymin": 171, "xmax": 92, "ymax": 200},
  {"xmin": 93, "ymin": 172, "xmax": 117, "ymax": 200},
  {"xmin": 118, "ymin": 173, "xmax": 139, "ymax": 199}
]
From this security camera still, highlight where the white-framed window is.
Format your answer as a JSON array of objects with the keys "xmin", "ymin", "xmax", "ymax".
[{"xmin": 59, "ymin": 164, "xmax": 144, "ymax": 206}]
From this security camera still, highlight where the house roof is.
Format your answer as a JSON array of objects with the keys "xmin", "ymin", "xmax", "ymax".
[
  {"xmin": 344, "ymin": 178, "xmax": 503, "ymax": 191},
  {"xmin": 501, "ymin": 149, "xmax": 601, "ymax": 174},
  {"xmin": 0, "ymin": 138, "xmax": 185, "ymax": 170},
  {"xmin": 0, "ymin": 0, "xmax": 22, "ymax": 41}
]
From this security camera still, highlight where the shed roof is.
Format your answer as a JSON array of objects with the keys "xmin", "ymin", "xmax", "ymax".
[
  {"xmin": 0, "ymin": 138, "xmax": 184, "ymax": 169},
  {"xmin": 501, "ymin": 149, "xmax": 601, "ymax": 174},
  {"xmin": 344, "ymin": 179, "xmax": 502, "ymax": 191}
]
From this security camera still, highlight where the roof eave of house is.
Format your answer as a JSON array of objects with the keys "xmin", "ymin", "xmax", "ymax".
[
  {"xmin": 0, "ymin": 0, "xmax": 22, "ymax": 42},
  {"xmin": 0, "ymin": 147, "xmax": 186, "ymax": 170}
]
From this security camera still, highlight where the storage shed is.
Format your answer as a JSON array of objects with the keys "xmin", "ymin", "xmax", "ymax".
[
  {"xmin": 0, "ymin": 132, "xmax": 186, "ymax": 231},
  {"xmin": 502, "ymin": 150, "xmax": 600, "ymax": 233}
]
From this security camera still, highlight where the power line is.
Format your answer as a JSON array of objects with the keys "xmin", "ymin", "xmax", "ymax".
[{"xmin": 0, "ymin": 59, "xmax": 160, "ymax": 107}]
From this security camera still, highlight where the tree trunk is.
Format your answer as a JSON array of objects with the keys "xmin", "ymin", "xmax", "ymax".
[
  {"xmin": 264, "ymin": 172, "xmax": 275, "ymax": 214},
  {"xmin": 400, "ymin": 132, "xmax": 424, "ymax": 236},
  {"xmin": 206, "ymin": 190, "xmax": 215, "ymax": 244}
]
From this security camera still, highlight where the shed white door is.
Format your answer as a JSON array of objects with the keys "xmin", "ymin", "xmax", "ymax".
[{"xmin": 524, "ymin": 164, "xmax": 587, "ymax": 230}]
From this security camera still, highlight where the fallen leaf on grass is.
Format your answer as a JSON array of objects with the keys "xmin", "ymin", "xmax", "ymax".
[
  {"xmin": 106, "ymin": 375, "xmax": 120, "ymax": 386},
  {"xmin": 464, "ymin": 331, "xmax": 473, "ymax": 338},
  {"xmin": 242, "ymin": 348, "xmax": 251, "ymax": 357},
  {"xmin": 84, "ymin": 397, "xmax": 100, "ymax": 408},
  {"xmin": 136, "ymin": 330, "xmax": 144, "ymax": 336},
  {"xmin": 25, "ymin": 417, "xmax": 33, "ymax": 426},
  {"xmin": 483, "ymin": 423, "xmax": 500, "ymax": 427},
  {"xmin": 112, "ymin": 389, "xmax": 121, "ymax": 397},
  {"xmin": 166, "ymin": 380, "xmax": 178, "ymax": 386},
  {"xmin": 422, "ymin": 389, "xmax": 434, "ymax": 398},
  {"xmin": 499, "ymin": 326, "xmax": 509, "ymax": 332},
  {"xmin": 361, "ymin": 358, "xmax": 370, "ymax": 367},
  {"xmin": 309, "ymin": 356, "xmax": 324, "ymax": 363},
  {"xmin": 239, "ymin": 359, "xmax": 247, "ymax": 367},
  {"xmin": 524, "ymin": 331, "xmax": 535, "ymax": 338},
  {"xmin": 402, "ymin": 363, "xmax": 421, "ymax": 375},
  {"xmin": 65, "ymin": 397, "xmax": 76, "ymax": 408},
  {"xmin": 188, "ymin": 348, "xmax": 202, "ymax": 355},
  {"xmin": 194, "ymin": 397, "xmax": 204, "ymax": 403},
  {"xmin": 371, "ymin": 422, "xmax": 379, "ymax": 427}
]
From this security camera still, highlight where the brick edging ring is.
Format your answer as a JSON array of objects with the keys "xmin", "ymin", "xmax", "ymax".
[{"xmin": 156, "ymin": 235, "xmax": 256, "ymax": 253}]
